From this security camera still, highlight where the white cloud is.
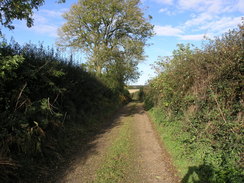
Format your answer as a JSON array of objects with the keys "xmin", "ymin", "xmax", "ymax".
[
  {"xmin": 179, "ymin": 34, "xmax": 207, "ymax": 40},
  {"xmin": 154, "ymin": 25, "xmax": 210, "ymax": 41},
  {"xmin": 158, "ymin": 8, "xmax": 175, "ymax": 15},
  {"xmin": 25, "ymin": 9, "xmax": 67, "ymax": 37},
  {"xmin": 154, "ymin": 16, "xmax": 241, "ymax": 41},
  {"xmin": 237, "ymin": 0, "xmax": 244, "ymax": 13},
  {"xmin": 31, "ymin": 24, "xmax": 58, "ymax": 37},
  {"xmin": 40, "ymin": 9, "xmax": 68, "ymax": 17},
  {"xmin": 177, "ymin": 0, "xmax": 235, "ymax": 14},
  {"xmin": 184, "ymin": 13, "xmax": 213, "ymax": 27},
  {"xmin": 178, "ymin": 0, "xmax": 207, "ymax": 11},
  {"xmin": 153, "ymin": 0, "xmax": 174, "ymax": 5},
  {"xmin": 154, "ymin": 25, "xmax": 183, "ymax": 36},
  {"xmin": 199, "ymin": 16, "xmax": 242, "ymax": 34},
  {"xmin": 154, "ymin": 24, "xmax": 213, "ymax": 41},
  {"xmin": 152, "ymin": 0, "xmax": 241, "ymax": 43},
  {"xmin": 207, "ymin": 0, "xmax": 222, "ymax": 14},
  {"xmin": 33, "ymin": 14, "xmax": 48, "ymax": 24},
  {"xmin": 159, "ymin": 8, "xmax": 168, "ymax": 13},
  {"xmin": 177, "ymin": 0, "xmax": 242, "ymax": 36}
]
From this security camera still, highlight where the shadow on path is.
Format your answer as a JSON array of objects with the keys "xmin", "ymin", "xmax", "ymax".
[
  {"xmin": 182, "ymin": 164, "xmax": 214, "ymax": 183},
  {"xmin": 48, "ymin": 103, "xmax": 139, "ymax": 183}
]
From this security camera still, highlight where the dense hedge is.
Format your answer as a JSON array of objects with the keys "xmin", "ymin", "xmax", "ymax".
[
  {"xmin": 145, "ymin": 25, "xmax": 243, "ymax": 182},
  {"xmin": 0, "ymin": 39, "xmax": 129, "ymax": 182}
]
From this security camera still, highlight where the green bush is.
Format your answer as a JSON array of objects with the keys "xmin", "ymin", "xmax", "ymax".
[
  {"xmin": 145, "ymin": 25, "xmax": 244, "ymax": 182},
  {"xmin": 0, "ymin": 39, "xmax": 127, "ymax": 182}
]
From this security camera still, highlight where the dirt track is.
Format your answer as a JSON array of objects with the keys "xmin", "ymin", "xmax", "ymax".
[
  {"xmin": 56, "ymin": 103, "xmax": 180, "ymax": 183},
  {"xmin": 133, "ymin": 104, "xmax": 180, "ymax": 183}
]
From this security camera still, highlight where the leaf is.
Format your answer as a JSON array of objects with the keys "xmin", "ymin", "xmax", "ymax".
[{"xmin": 20, "ymin": 123, "xmax": 29, "ymax": 128}]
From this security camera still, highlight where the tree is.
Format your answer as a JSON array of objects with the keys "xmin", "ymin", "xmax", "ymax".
[
  {"xmin": 57, "ymin": 0, "xmax": 154, "ymax": 86},
  {"xmin": 0, "ymin": 0, "xmax": 65, "ymax": 32}
]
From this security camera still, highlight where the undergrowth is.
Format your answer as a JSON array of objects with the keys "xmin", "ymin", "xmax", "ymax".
[
  {"xmin": 0, "ymin": 39, "xmax": 130, "ymax": 182},
  {"xmin": 145, "ymin": 24, "xmax": 244, "ymax": 183}
]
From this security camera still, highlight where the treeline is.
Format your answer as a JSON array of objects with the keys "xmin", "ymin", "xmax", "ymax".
[
  {"xmin": 0, "ymin": 39, "xmax": 130, "ymax": 182},
  {"xmin": 144, "ymin": 25, "xmax": 243, "ymax": 182}
]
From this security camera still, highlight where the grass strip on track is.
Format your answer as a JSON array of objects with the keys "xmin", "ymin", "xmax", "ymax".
[
  {"xmin": 148, "ymin": 108, "xmax": 203, "ymax": 181},
  {"xmin": 93, "ymin": 109, "xmax": 137, "ymax": 183}
]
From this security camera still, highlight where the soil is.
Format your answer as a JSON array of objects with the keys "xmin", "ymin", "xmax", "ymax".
[
  {"xmin": 132, "ymin": 103, "xmax": 180, "ymax": 183},
  {"xmin": 55, "ymin": 103, "xmax": 180, "ymax": 183}
]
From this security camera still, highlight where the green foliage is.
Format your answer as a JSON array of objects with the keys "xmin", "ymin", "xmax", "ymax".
[
  {"xmin": 149, "ymin": 108, "xmax": 244, "ymax": 183},
  {"xmin": 58, "ymin": 0, "xmax": 154, "ymax": 88},
  {"xmin": 0, "ymin": 0, "xmax": 65, "ymax": 33},
  {"xmin": 0, "ymin": 39, "xmax": 126, "ymax": 182},
  {"xmin": 145, "ymin": 25, "xmax": 244, "ymax": 182},
  {"xmin": 130, "ymin": 87, "xmax": 144, "ymax": 101},
  {"xmin": 0, "ymin": 53, "xmax": 24, "ymax": 78}
]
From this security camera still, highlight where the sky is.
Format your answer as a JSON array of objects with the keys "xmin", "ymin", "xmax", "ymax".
[{"xmin": 2, "ymin": 0, "xmax": 243, "ymax": 85}]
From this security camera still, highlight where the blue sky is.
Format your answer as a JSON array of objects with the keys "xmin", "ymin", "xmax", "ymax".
[{"xmin": 2, "ymin": 0, "xmax": 243, "ymax": 85}]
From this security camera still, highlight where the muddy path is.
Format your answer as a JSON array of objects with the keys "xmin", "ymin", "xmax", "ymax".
[{"xmin": 54, "ymin": 103, "xmax": 180, "ymax": 183}]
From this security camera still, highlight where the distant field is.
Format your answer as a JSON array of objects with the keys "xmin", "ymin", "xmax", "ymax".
[{"xmin": 128, "ymin": 89, "xmax": 140, "ymax": 94}]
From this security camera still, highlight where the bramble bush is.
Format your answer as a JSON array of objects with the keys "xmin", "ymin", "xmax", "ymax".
[
  {"xmin": 145, "ymin": 24, "xmax": 244, "ymax": 182},
  {"xmin": 0, "ymin": 39, "xmax": 129, "ymax": 182}
]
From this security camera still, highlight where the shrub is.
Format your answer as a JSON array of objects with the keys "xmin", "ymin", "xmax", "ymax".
[
  {"xmin": 0, "ymin": 39, "xmax": 126, "ymax": 182},
  {"xmin": 145, "ymin": 24, "xmax": 244, "ymax": 181}
]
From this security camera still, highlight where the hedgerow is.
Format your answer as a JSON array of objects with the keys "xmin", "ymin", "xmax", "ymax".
[
  {"xmin": 145, "ymin": 24, "xmax": 244, "ymax": 182},
  {"xmin": 0, "ymin": 39, "xmax": 128, "ymax": 182}
]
